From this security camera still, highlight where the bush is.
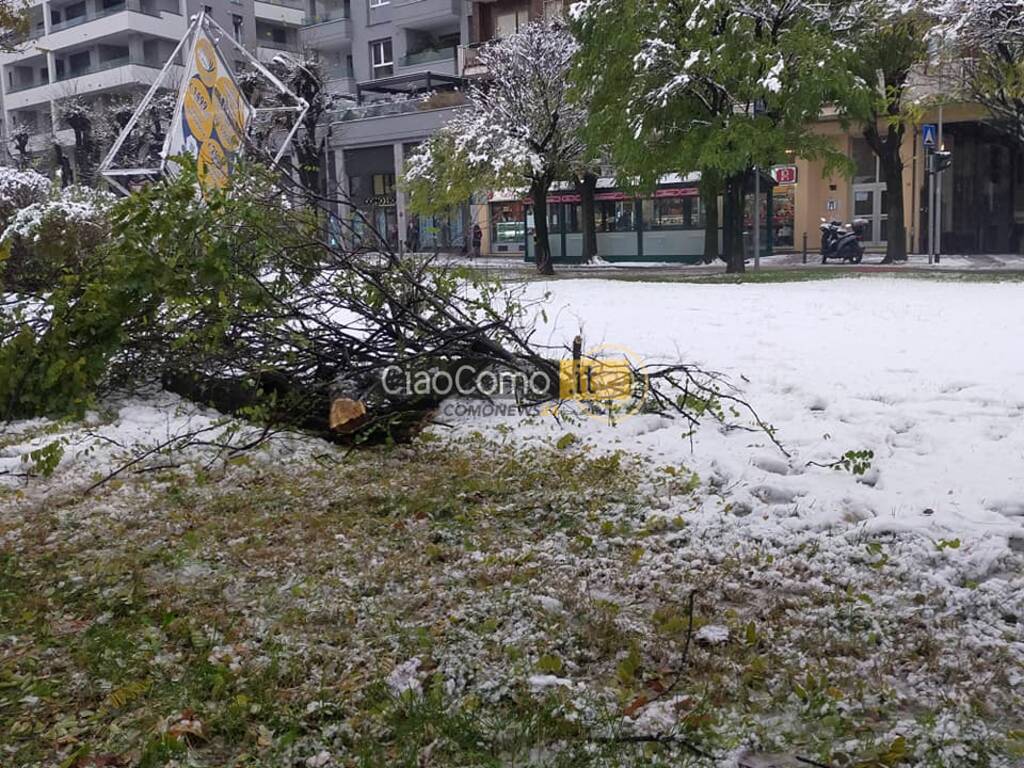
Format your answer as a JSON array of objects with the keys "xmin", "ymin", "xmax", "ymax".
[
  {"xmin": 0, "ymin": 160, "xmax": 320, "ymax": 420},
  {"xmin": 0, "ymin": 166, "xmax": 51, "ymax": 228},
  {"xmin": 1, "ymin": 184, "xmax": 114, "ymax": 291}
]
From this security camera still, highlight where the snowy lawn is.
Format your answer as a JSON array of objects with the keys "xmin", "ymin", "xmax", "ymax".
[
  {"xmin": 506, "ymin": 275, "xmax": 1024, "ymax": 543},
  {"xmin": 0, "ymin": 275, "xmax": 1022, "ymax": 767}
]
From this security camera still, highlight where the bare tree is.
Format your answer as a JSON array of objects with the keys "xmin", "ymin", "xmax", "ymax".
[{"xmin": 938, "ymin": 0, "xmax": 1024, "ymax": 147}]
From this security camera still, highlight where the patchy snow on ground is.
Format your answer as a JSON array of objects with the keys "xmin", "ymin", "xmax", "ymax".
[
  {"xmin": 448, "ymin": 276, "xmax": 1024, "ymax": 548},
  {"xmin": 0, "ymin": 390, "xmax": 318, "ymax": 493}
]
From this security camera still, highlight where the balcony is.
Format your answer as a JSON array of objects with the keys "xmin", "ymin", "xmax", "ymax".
[
  {"xmin": 50, "ymin": 0, "xmax": 180, "ymax": 31},
  {"xmin": 256, "ymin": 39, "xmax": 300, "ymax": 63},
  {"xmin": 4, "ymin": 58, "xmax": 181, "ymax": 110},
  {"xmin": 299, "ymin": 14, "xmax": 352, "ymax": 49},
  {"xmin": 0, "ymin": 3, "xmax": 182, "ymax": 65},
  {"xmin": 398, "ymin": 46, "xmax": 456, "ymax": 76},
  {"xmin": 254, "ymin": 0, "xmax": 305, "ymax": 27},
  {"xmin": 7, "ymin": 77, "xmax": 48, "ymax": 93},
  {"xmin": 55, "ymin": 55, "xmax": 143, "ymax": 82},
  {"xmin": 390, "ymin": 0, "xmax": 459, "ymax": 28},
  {"xmin": 325, "ymin": 74, "xmax": 356, "ymax": 97}
]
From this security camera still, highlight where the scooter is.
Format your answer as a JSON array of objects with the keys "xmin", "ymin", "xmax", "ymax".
[{"xmin": 820, "ymin": 219, "xmax": 867, "ymax": 264}]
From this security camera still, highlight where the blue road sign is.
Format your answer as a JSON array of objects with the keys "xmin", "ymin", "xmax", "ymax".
[{"xmin": 922, "ymin": 124, "xmax": 938, "ymax": 148}]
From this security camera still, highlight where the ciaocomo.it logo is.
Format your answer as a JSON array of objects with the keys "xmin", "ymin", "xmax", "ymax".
[{"xmin": 558, "ymin": 343, "xmax": 649, "ymax": 419}]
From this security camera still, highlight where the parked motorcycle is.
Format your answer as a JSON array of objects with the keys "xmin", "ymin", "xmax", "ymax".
[{"xmin": 820, "ymin": 219, "xmax": 867, "ymax": 264}]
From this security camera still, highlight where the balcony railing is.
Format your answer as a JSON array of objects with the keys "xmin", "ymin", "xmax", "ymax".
[
  {"xmin": 54, "ymin": 56, "xmax": 165, "ymax": 82},
  {"xmin": 256, "ymin": 0, "xmax": 306, "ymax": 7},
  {"xmin": 49, "ymin": 0, "xmax": 178, "ymax": 32},
  {"xmin": 400, "ymin": 46, "xmax": 455, "ymax": 67},
  {"xmin": 8, "ymin": 79, "xmax": 48, "ymax": 93},
  {"xmin": 331, "ymin": 91, "xmax": 466, "ymax": 121},
  {"xmin": 303, "ymin": 8, "xmax": 349, "ymax": 24},
  {"xmin": 256, "ymin": 38, "xmax": 300, "ymax": 52},
  {"xmin": 323, "ymin": 63, "xmax": 354, "ymax": 79}
]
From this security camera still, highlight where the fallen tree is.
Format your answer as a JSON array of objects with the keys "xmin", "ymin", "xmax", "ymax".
[{"xmin": 0, "ymin": 160, "xmax": 779, "ymax": 450}]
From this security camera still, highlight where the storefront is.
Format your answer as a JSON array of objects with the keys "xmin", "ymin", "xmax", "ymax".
[
  {"xmin": 488, "ymin": 197, "xmax": 528, "ymax": 255},
  {"xmin": 770, "ymin": 165, "xmax": 797, "ymax": 250},
  {"xmin": 346, "ymin": 146, "xmax": 400, "ymax": 250},
  {"xmin": 512, "ymin": 174, "xmax": 774, "ymax": 264},
  {"xmin": 410, "ymin": 206, "xmax": 470, "ymax": 252}
]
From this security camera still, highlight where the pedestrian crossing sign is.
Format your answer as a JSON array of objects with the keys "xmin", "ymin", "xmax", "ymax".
[{"xmin": 922, "ymin": 124, "xmax": 938, "ymax": 148}]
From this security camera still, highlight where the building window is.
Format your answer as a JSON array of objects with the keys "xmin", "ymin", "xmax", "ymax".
[
  {"xmin": 232, "ymin": 14, "xmax": 242, "ymax": 43},
  {"xmin": 494, "ymin": 4, "xmax": 529, "ymax": 38},
  {"xmin": 595, "ymin": 200, "xmax": 634, "ymax": 232},
  {"xmin": 490, "ymin": 202, "xmax": 525, "ymax": 244},
  {"xmin": 645, "ymin": 196, "xmax": 704, "ymax": 230},
  {"xmin": 370, "ymin": 38, "xmax": 393, "ymax": 78},
  {"xmin": 852, "ymin": 137, "xmax": 878, "ymax": 184}
]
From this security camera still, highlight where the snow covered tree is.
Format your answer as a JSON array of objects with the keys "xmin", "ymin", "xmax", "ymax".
[
  {"xmin": 238, "ymin": 55, "xmax": 337, "ymax": 194},
  {"xmin": 9, "ymin": 127, "xmax": 30, "ymax": 169},
  {"xmin": 937, "ymin": 0, "xmax": 1024, "ymax": 147},
  {"xmin": 56, "ymin": 97, "xmax": 97, "ymax": 187},
  {"xmin": 405, "ymin": 21, "xmax": 590, "ymax": 275},
  {"xmin": 571, "ymin": 0, "xmax": 851, "ymax": 272},
  {"xmin": 836, "ymin": 0, "xmax": 931, "ymax": 263},
  {"xmin": 0, "ymin": 167, "xmax": 51, "ymax": 228}
]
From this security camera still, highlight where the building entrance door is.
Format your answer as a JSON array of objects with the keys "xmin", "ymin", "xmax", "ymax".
[
  {"xmin": 851, "ymin": 138, "xmax": 888, "ymax": 247},
  {"xmin": 852, "ymin": 184, "xmax": 888, "ymax": 245}
]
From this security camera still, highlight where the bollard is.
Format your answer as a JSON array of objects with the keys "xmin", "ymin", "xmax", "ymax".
[{"xmin": 802, "ymin": 232, "xmax": 808, "ymax": 264}]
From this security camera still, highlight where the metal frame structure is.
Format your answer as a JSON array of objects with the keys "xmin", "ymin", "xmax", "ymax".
[{"xmin": 99, "ymin": 10, "xmax": 309, "ymax": 194}]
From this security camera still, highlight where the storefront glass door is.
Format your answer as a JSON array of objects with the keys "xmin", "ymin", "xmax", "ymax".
[{"xmin": 851, "ymin": 138, "xmax": 888, "ymax": 246}]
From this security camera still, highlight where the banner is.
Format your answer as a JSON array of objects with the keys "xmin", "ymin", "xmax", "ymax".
[{"xmin": 165, "ymin": 26, "xmax": 252, "ymax": 189}]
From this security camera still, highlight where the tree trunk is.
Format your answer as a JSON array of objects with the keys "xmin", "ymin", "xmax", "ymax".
[
  {"xmin": 701, "ymin": 175, "xmax": 721, "ymax": 264},
  {"xmin": 865, "ymin": 122, "xmax": 907, "ymax": 264},
  {"xmin": 579, "ymin": 171, "xmax": 598, "ymax": 263},
  {"xmin": 532, "ymin": 180, "xmax": 555, "ymax": 275},
  {"xmin": 881, "ymin": 135, "xmax": 907, "ymax": 263},
  {"xmin": 724, "ymin": 172, "xmax": 746, "ymax": 274}
]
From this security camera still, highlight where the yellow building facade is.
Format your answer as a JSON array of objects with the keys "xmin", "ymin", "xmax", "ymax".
[{"xmin": 786, "ymin": 103, "xmax": 1024, "ymax": 255}]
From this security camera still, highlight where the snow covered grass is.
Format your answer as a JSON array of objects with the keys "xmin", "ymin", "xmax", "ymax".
[
  {"xmin": 1, "ymin": 275, "xmax": 1023, "ymax": 766},
  {"xmin": 1, "ymin": 429, "xmax": 1022, "ymax": 767}
]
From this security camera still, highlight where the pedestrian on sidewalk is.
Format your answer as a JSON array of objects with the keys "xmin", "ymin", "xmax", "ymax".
[{"xmin": 472, "ymin": 223, "xmax": 483, "ymax": 259}]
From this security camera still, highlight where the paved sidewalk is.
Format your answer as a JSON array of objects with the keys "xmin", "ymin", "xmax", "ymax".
[{"xmin": 436, "ymin": 251, "xmax": 1024, "ymax": 280}]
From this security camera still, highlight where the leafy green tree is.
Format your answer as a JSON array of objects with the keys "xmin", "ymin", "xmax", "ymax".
[
  {"xmin": 405, "ymin": 21, "xmax": 589, "ymax": 275},
  {"xmin": 571, "ymin": 0, "xmax": 850, "ymax": 272},
  {"xmin": 837, "ymin": 0, "xmax": 930, "ymax": 263}
]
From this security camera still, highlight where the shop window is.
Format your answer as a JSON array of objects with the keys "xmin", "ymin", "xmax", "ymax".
[
  {"xmin": 772, "ymin": 189, "xmax": 795, "ymax": 248},
  {"xmin": 490, "ymin": 201, "xmax": 525, "ymax": 244},
  {"xmin": 648, "ymin": 196, "xmax": 704, "ymax": 229},
  {"xmin": 595, "ymin": 200, "xmax": 634, "ymax": 232},
  {"xmin": 370, "ymin": 38, "xmax": 393, "ymax": 78}
]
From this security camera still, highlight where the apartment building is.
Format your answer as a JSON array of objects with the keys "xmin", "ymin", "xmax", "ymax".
[
  {"xmin": 0, "ymin": 0, "xmax": 305, "ymax": 163},
  {"xmin": 318, "ymin": 0, "xmax": 557, "ymax": 252}
]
